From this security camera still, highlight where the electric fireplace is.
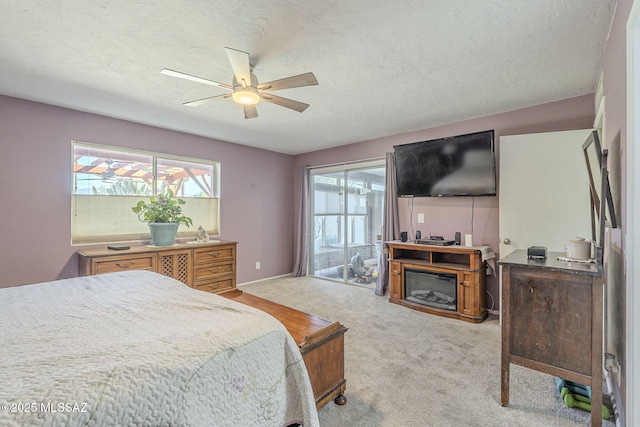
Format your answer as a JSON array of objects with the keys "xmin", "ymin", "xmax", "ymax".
[{"xmin": 404, "ymin": 268, "xmax": 457, "ymax": 311}]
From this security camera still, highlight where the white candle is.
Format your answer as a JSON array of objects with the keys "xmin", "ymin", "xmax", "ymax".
[{"xmin": 465, "ymin": 234, "xmax": 473, "ymax": 247}]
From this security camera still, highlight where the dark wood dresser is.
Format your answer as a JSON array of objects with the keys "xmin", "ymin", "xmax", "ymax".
[{"xmin": 499, "ymin": 249, "xmax": 604, "ymax": 427}]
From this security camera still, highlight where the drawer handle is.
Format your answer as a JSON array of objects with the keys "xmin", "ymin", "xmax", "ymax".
[
  {"xmin": 209, "ymin": 267, "xmax": 221, "ymax": 273},
  {"xmin": 208, "ymin": 251, "xmax": 222, "ymax": 258},
  {"xmin": 116, "ymin": 260, "xmax": 135, "ymax": 268}
]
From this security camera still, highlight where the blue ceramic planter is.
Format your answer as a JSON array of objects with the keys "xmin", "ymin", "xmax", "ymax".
[{"xmin": 148, "ymin": 223, "xmax": 179, "ymax": 246}]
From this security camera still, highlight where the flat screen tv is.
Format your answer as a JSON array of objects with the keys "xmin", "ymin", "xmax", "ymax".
[{"xmin": 394, "ymin": 130, "xmax": 496, "ymax": 197}]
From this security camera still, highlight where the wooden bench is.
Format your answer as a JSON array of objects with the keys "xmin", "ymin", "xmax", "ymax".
[{"xmin": 223, "ymin": 290, "xmax": 348, "ymax": 409}]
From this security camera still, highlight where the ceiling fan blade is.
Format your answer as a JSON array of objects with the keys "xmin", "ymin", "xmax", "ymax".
[
  {"xmin": 243, "ymin": 104, "xmax": 258, "ymax": 119},
  {"xmin": 161, "ymin": 68, "xmax": 232, "ymax": 90},
  {"xmin": 258, "ymin": 72, "xmax": 318, "ymax": 93},
  {"xmin": 183, "ymin": 93, "xmax": 231, "ymax": 107},
  {"xmin": 260, "ymin": 93, "xmax": 310, "ymax": 113},
  {"xmin": 225, "ymin": 47, "xmax": 252, "ymax": 87}
]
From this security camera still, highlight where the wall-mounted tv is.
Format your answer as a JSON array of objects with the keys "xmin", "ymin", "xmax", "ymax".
[{"xmin": 394, "ymin": 130, "xmax": 496, "ymax": 197}]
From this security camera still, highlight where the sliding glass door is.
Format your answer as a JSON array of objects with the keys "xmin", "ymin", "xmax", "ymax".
[{"xmin": 309, "ymin": 162, "xmax": 385, "ymax": 288}]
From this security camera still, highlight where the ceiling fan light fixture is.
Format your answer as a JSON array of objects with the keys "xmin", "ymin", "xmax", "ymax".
[
  {"xmin": 232, "ymin": 86, "xmax": 260, "ymax": 105},
  {"xmin": 162, "ymin": 48, "xmax": 317, "ymax": 118}
]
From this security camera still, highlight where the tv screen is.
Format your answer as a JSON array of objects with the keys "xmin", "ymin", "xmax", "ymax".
[{"xmin": 394, "ymin": 130, "xmax": 496, "ymax": 197}]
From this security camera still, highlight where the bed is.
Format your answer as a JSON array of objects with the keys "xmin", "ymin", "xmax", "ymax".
[{"xmin": 0, "ymin": 270, "xmax": 319, "ymax": 427}]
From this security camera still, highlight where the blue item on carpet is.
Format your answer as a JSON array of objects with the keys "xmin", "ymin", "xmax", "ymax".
[{"xmin": 555, "ymin": 377, "xmax": 591, "ymax": 399}]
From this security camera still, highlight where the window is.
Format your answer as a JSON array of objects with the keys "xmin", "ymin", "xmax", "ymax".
[{"xmin": 72, "ymin": 142, "xmax": 220, "ymax": 245}]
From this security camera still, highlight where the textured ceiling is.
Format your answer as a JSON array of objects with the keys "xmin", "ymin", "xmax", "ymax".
[{"xmin": 0, "ymin": 0, "xmax": 616, "ymax": 155}]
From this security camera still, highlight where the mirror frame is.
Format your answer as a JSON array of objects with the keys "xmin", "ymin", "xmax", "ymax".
[
  {"xmin": 582, "ymin": 130, "xmax": 617, "ymax": 263},
  {"xmin": 582, "ymin": 130, "xmax": 602, "ymax": 242}
]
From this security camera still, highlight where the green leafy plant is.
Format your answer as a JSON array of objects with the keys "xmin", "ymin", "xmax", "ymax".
[{"xmin": 132, "ymin": 190, "xmax": 193, "ymax": 227}]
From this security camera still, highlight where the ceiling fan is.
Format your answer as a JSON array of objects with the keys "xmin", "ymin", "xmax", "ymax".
[{"xmin": 161, "ymin": 47, "xmax": 319, "ymax": 119}]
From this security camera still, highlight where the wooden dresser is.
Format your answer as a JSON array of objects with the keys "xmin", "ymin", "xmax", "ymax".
[
  {"xmin": 499, "ymin": 250, "xmax": 604, "ymax": 427},
  {"xmin": 224, "ymin": 291, "xmax": 348, "ymax": 410},
  {"xmin": 77, "ymin": 240, "xmax": 237, "ymax": 294}
]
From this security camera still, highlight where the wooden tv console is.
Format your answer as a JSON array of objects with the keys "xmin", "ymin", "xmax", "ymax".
[
  {"xmin": 223, "ymin": 291, "xmax": 348, "ymax": 410},
  {"xmin": 386, "ymin": 241, "xmax": 488, "ymax": 323}
]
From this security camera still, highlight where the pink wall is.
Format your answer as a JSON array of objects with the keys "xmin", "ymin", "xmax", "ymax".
[
  {"xmin": 0, "ymin": 91, "xmax": 598, "ymax": 303},
  {"xmin": 0, "ymin": 95, "xmax": 295, "ymax": 287},
  {"xmin": 295, "ymin": 94, "xmax": 596, "ymax": 306}
]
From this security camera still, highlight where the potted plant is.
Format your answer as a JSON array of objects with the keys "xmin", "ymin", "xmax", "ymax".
[{"xmin": 132, "ymin": 190, "xmax": 193, "ymax": 246}]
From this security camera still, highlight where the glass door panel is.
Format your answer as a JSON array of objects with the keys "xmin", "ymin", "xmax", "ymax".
[
  {"xmin": 310, "ymin": 163, "xmax": 385, "ymax": 287},
  {"xmin": 345, "ymin": 168, "xmax": 384, "ymax": 287},
  {"xmin": 310, "ymin": 171, "xmax": 345, "ymax": 280}
]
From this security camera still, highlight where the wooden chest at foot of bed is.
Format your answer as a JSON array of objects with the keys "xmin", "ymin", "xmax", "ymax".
[{"xmin": 223, "ymin": 291, "xmax": 348, "ymax": 409}]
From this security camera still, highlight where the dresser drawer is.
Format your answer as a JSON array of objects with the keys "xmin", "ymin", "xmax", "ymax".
[
  {"xmin": 193, "ymin": 261, "xmax": 234, "ymax": 281},
  {"xmin": 93, "ymin": 254, "xmax": 156, "ymax": 274},
  {"xmin": 192, "ymin": 278, "xmax": 234, "ymax": 294},
  {"xmin": 193, "ymin": 245, "xmax": 235, "ymax": 265}
]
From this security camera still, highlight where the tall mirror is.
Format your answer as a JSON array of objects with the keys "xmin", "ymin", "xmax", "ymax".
[
  {"xmin": 582, "ymin": 130, "xmax": 617, "ymax": 262},
  {"xmin": 582, "ymin": 131, "xmax": 603, "ymax": 242}
]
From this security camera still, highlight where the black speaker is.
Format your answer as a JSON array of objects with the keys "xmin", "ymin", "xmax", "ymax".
[
  {"xmin": 454, "ymin": 232, "xmax": 461, "ymax": 245},
  {"xmin": 400, "ymin": 231, "xmax": 408, "ymax": 242},
  {"xmin": 527, "ymin": 246, "xmax": 547, "ymax": 259},
  {"xmin": 415, "ymin": 230, "xmax": 421, "ymax": 240}
]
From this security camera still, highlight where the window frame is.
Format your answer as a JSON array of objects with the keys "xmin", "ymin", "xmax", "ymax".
[{"xmin": 71, "ymin": 141, "xmax": 220, "ymax": 245}]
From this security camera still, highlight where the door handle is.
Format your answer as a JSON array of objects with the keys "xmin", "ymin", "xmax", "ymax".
[{"xmin": 503, "ymin": 238, "xmax": 511, "ymax": 245}]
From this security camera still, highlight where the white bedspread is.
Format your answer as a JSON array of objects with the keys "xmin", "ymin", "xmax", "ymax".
[{"xmin": 0, "ymin": 270, "xmax": 319, "ymax": 427}]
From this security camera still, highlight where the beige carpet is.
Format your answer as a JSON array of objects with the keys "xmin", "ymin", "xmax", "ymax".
[{"xmin": 239, "ymin": 275, "xmax": 615, "ymax": 427}]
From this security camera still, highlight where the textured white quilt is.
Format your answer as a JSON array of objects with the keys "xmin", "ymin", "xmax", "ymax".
[{"xmin": 0, "ymin": 270, "xmax": 319, "ymax": 427}]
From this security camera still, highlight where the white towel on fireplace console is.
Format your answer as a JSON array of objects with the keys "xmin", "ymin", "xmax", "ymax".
[
  {"xmin": 461, "ymin": 245, "xmax": 496, "ymax": 276},
  {"xmin": 477, "ymin": 245, "xmax": 496, "ymax": 276}
]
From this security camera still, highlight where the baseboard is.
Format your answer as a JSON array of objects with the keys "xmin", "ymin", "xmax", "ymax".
[
  {"xmin": 238, "ymin": 273, "xmax": 293, "ymax": 287},
  {"xmin": 605, "ymin": 369, "xmax": 625, "ymax": 426}
]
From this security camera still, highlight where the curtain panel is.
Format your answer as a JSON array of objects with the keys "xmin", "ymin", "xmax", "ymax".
[
  {"xmin": 375, "ymin": 153, "xmax": 400, "ymax": 296},
  {"xmin": 293, "ymin": 165, "xmax": 310, "ymax": 277}
]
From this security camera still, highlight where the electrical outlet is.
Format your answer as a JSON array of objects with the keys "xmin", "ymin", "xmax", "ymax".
[
  {"xmin": 418, "ymin": 213, "xmax": 425, "ymax": 223},
  {"xmin": 255, "ymin": 261, "xmax": 261, "ymax": 270}
]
